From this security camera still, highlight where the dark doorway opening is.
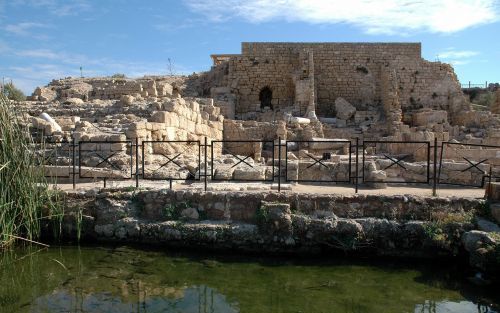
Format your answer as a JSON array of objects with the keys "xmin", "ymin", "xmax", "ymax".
[{"xmin": 259, "ymin": 86, "xmax": 273, "ymax": 110}]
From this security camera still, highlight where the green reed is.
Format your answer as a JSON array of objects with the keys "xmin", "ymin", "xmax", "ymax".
[{"xmin": 0, "ymin": 94, "xmax": 62, "ymax": 249}]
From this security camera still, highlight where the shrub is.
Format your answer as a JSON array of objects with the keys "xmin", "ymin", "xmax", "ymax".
[
  {"xmin": 3, "ymin": 83, "xmax": 26, "ymax": 102},
  {"xmin": 111, "ymin": 73, "xmax": 126, "ymax": 79}
]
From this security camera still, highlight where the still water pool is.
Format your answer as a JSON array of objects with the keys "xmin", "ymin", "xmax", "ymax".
[{"xmin": 0, "ymin": 245, "xmax": 498, "ymax": 313}]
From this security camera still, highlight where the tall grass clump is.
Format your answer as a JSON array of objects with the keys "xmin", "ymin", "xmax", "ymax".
[
  {"xmin": 3, "ymin": 82, "xmax": 26, "ymax": 102},
  {"xmin": 0, "ymin": 93, "xmax": 60, "ymax": 249}
]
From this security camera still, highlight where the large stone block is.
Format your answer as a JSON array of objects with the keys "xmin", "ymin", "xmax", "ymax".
[
  {"xmin": 125, "ymin": 129, "xmax": 149, "ymax": 139},
  {"xmin": 33, "ymin": 87, "xmax": 57, "ymax": 102},
  {"xmin": 486, "ymin": 182, "xmax": 500, "ymax": 202},
  {"xmin": 150, "ymin": 111, "xmax": 180, "ymax": 127},
  {"xmin": 233, "ymin": 167, "xmax": 266, "ymax": 180},
  {"xmin": 335, "ymin": 98, "xmax": 356, "ymax": 120},
  {"xmin": 163, "ymin": 101, "xmax": 182, "ymax": 113},
  {"xmin": 412, "ymin": 110, "xmax": 448, "ymax": 126},
  {"xmin": 120, "ymin": 95, "xmax": 135, "ymax": 106},
  {"xmin": 63, "ymin": 98, "xmax": 84, "ymax": 105},
  {"xmin": 158, "ymin": 82, "xmax": 173, "ymax": 96},
  {"xmin": 186, "ymin": 120, "xmax": 196, "ymax": 133}
]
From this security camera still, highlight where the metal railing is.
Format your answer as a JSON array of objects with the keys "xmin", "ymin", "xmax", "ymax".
[
  {"xmin": 34, "ymin": 134, "xmax": 500, "ymax": 194},
  {"xmin": 78, "ymin": 140, "xmax": 133, "ymax": 188},
  {"xmin": 285, "ymin": 139, "xmax": 352, "ymax": 183},
  {"xmin": 362, "ymin": 140, "xmax": 431, "ymax": 184},
  {"xmin": 438, "ymin": 142, "xmax": 498, "ymax": 188},
  {"xmin": 210, "ymin": 140, "xmax": 275, "ymax": 182},
  {"xmin": 142, "ymin": 140, "xmax": 201, "ymax": 181},
  {"xmin": 461, "ymin": 81, "xmax": 495, "ymax": 89}
]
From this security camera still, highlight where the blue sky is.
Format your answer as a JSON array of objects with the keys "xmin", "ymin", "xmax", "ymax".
[{"xmin": 0, "ymin": 0, "xmax": 499, "ymax": 94}]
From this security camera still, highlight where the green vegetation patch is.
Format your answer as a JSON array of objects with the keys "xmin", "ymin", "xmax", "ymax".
[
  {"xmin": 0, "ymin": 94, "xmax": 63, "ymax": 248},
  {"xmin": 2, "ymin": 83, "xmax": 26, "ymax": 102},
  {"xmin": 423, "ymin": 210, "xmax": 475, "ymax": 251}
]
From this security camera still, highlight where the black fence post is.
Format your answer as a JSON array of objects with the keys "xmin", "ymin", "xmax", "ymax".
[
  {"xmin": 355, "ymin": 137, "xmax": 359, "ymax": 193},
  {"xmin": 488, "ymin": 167, "xmax": 493, "ymax": 201},
  {"xmin": 433, "ymin": 137, "xmax": 437, "ymax": 196},
  {"xmin": 141, "ymin": 140, "xmax": 145, "ymax": 184},
  {"xmin": 72, "ymin": 132, "xmax": 76, "ymax": 190},
  {"xmin": 272, "ymin": 139, "xmax": 275, "ymax": 186},
  {"xmin": 204, "ymin": 137, "xmax": 208, "ymax": 192},
  {"xmin": 135, "ymin": 137, "xmax": 139, "ymax": 188},
  {"xmin": 278, "ymin": 136, "xmax": 281, "ymax": 193}
]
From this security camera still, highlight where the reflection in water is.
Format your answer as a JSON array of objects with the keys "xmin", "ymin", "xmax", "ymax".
[
  {"xmin": 415, "ymin": 300, "xmax": 496, "ymax": 313},
  {"xmin": 33, "ymin": 286, "xmax": 238, "ymax": 313},
  {"xmin": 0, "ymin": 245, "xmax": 498, "ymax": 313}
]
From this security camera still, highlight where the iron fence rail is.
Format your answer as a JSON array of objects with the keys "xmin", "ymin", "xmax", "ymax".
[
  {"xmin": 78, "ymin": 140, "xmax": 133, "ymax": 179},
  {"xmin": 33, "ymin": 136, "xmax": 500, "ymax": 193},
  {"xmin": 284, "ymin": 139, "xmax": 352, "ymax": 183},
  {"xmin": 210, "ymin": 140, "xmax": 275, "ymax": 182},
  {"xmin": 362, "ymin": 140, "xmax": 431, "ymax": 184},
  {"xmin": 437, "ymin": 141, "xmax": 500, "ymax": 188},
  {"xmin": 141, "ymin": 140, "xmax": 201, "ymax": 181}
]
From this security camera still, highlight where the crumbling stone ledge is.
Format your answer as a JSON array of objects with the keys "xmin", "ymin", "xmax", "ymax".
[{"xmin": 51, "ymin": 188, "xmax": 499, "ymax": 281}]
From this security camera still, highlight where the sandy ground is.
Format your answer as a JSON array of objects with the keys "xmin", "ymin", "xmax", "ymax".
[
  {"xmin": 292, "ymin": 183, "xmax": 484, "ymax": 198},
  {"xmin": 52, "ymin": 179, "xmax": 485, "ymax": 198}
]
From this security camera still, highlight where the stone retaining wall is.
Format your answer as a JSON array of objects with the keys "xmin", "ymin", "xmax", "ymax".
[{"xmin": 55, "ymin": 188, "xmax": 499, "ymax": 279}]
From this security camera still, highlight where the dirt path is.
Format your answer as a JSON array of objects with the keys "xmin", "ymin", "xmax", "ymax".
[{"xmin": 52, "ymin": 179, "xmax": 485, "ymax": 198}]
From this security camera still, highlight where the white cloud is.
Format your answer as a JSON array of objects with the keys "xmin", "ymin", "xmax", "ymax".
[
  {"xmin": 14, "ymin": 48, "xmax": 193, "ymax": 75},
  {"xmin": 4, "ymin": 22, "xmax": 50, "ymax": 36},
  {"xmin": 15, "ymin": 49, "xmax": 95, "ymax": 66},
  {"xmin": 16, "ymin": 49, "xmax": 60, "ymax": 59},
  {"xmin": 51, "ymin": 0, "xmax": 91, "ymax": 16},
  {"xmin": 437, "ymin": 49, "xmax": 480, "ymax": 67},
  {"xmin": 449, "ymin": 60, "xmax": 469, "ymax": 66},
  {"xmin": 7, "ymin": 0, "xmax": 91, "ymax": 16},
  {"xmin": 5, "ymin": 49, "xmax": 193, "ymax": 93},
  {"xmin": 5, "ymin": 63, "xmax": 86, "ymax": 94},
  {"xmin": 184, "ymin": 0, "xmax": 500, "ymax": 34},
  {"xmin": 439, "ymin": 50, "xmax": 479, "ymax": 59}
]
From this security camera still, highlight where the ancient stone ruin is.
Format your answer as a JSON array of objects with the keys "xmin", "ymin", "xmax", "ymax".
[{"xmin": 16, "ymin": 42, "xmax": 500, "ymax": 188}]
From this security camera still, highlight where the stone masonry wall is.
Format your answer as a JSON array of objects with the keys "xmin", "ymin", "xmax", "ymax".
[
  {"xmin": 222, "ymin": 120, "xmax": 278, "ymax": 156},
  {"xmin": 32, "ymin": 77, "xmax": 176, "ymax": 101},
  {"xmin": 55, "ymin": 189, "xmax": 499, "ymax": 279},
  {"xmin": 228, "ymin": 54, "xmax": 298, "ymax": 114},
  {"xmin": 222, "ymin": 42, "xmax": 468, "ymax": 120},
  {"xmin": 235, "ymin": 42, "xmax": 421, "ymax": 116},
  {"xmin": 223, "ymin": 120, "xmax": 278, "ymax": 142},
  {"xmin": 126, "ymin": 97, "xmax": 224, "ymax": 146}
]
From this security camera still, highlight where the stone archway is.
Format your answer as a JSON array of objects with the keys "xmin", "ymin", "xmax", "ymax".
[{"xmin": 259, "ymin": 86, "xmax": 273, "ymax": 110}]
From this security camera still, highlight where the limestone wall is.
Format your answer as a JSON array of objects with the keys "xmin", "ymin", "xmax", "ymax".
[
  {"xmin": 31, "ymin": 77, "xmax": 176, "ymax": 101},
  {"xmin": 223, "ymin": 120, "xmax": 277, "ymax": 142},
  {"xmin": 392, "ymin": 60, "xmax": 469, "ymax": 123},
  {"xmin": 241, "ymin": 42, "xmax": 421, "ymax": 58},
  {"xmin": 232, "ymin": 43, "xmax": 417, "ymax": 115},
  {"xmin": 222, "ymin": 120, "xmax": 278, "ymax": 157},
  {"xmin": 126, "ymin": 98, "xmax": 224, "ymax": 145},
  {"xmin": 216, "ymin": 42, "xmax": 467, "ymax": 120},
  {"xmin": 227, "ymin": 54, "xmax": 298, "ymax": 114},
  {"xmin": 53, "ymin": 188, "xmax": 499, "ymax": 278}
]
